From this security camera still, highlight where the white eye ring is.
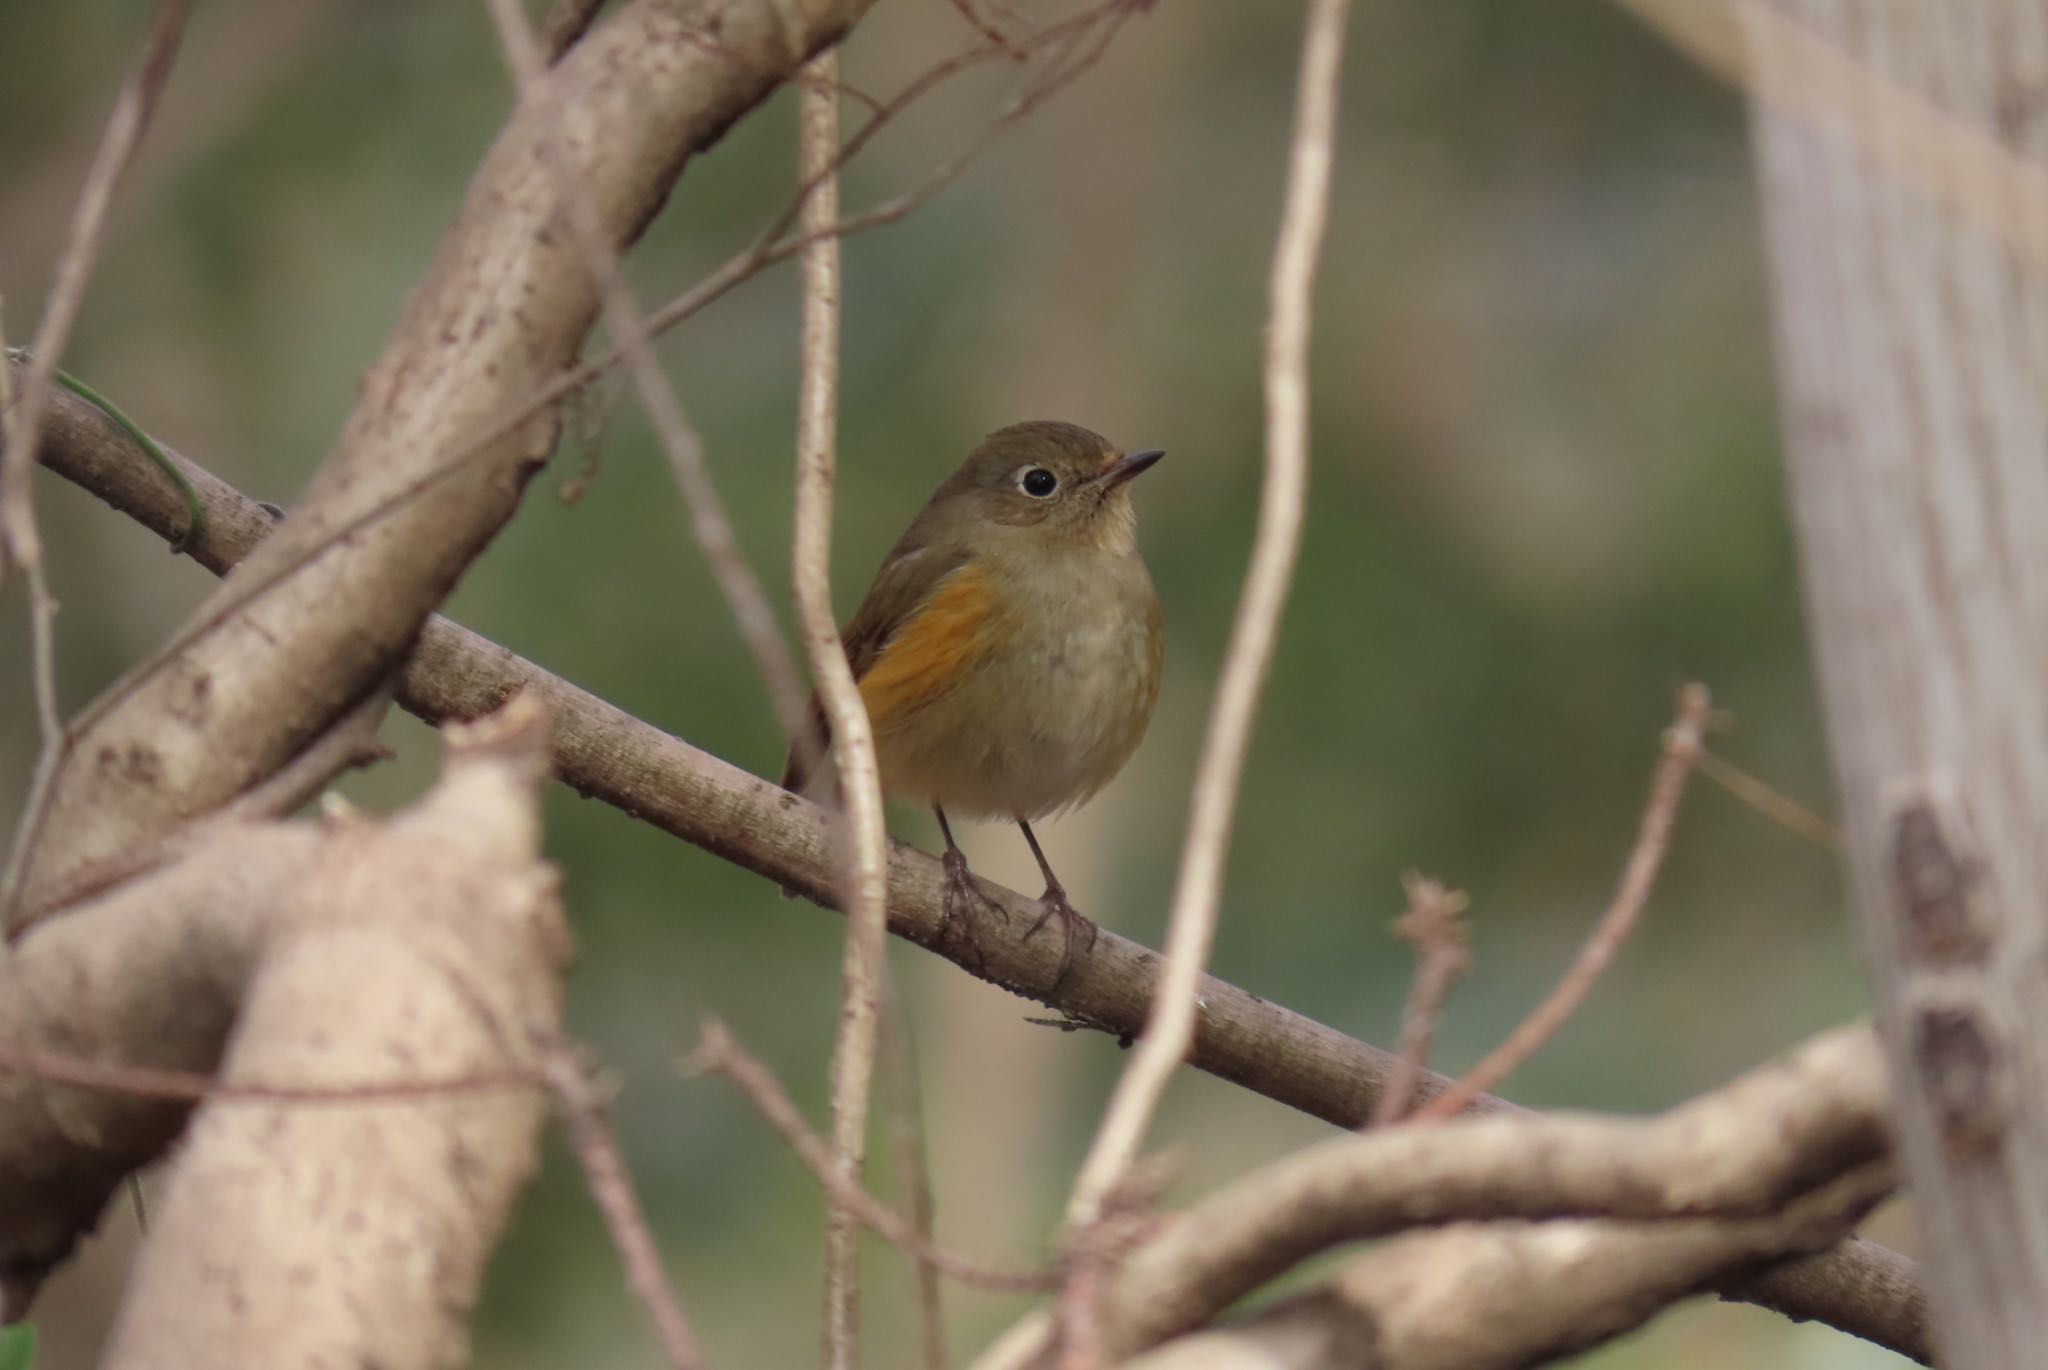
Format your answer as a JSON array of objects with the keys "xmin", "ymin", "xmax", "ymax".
[{"xmin": 1014, "ymin": 465, "xmax": 1060, "ymax": 498}]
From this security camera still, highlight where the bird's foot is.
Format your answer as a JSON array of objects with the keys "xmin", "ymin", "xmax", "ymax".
[
  {"xmin": 938, "ymin": 846, "xmax": 998, "ymax": 972},
  {"xmin": 1025, "ymin": 883, "xmax": 1099, "ymax": 987}
]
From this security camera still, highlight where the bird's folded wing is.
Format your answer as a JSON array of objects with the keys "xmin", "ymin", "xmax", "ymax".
[{"xmin": 779, "ymin": 541, "xmax": 977, "ymax": 792}]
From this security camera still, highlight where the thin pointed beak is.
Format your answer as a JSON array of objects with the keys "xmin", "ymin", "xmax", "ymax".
[{"xmin": 1096, "ymin": 448, "xmax": 1165, "ymax": 490}]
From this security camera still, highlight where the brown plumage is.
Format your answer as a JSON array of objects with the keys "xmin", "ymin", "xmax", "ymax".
[{"xmin": 782, "ymin": 420, "xmax": 1166, "ymax": 959}]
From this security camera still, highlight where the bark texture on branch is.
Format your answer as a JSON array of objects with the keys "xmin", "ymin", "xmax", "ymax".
[
  {"xmin": 1747, "ymin": 6, "xmax": 2048, "ymax": 1366},
  {"xmin": 5, "ymin": 0, "xmax": 875, "ymax": 922},
  {"xmin": 1116, "ymin": 1163, "xmax": 1896, "ymax": 1370},
  {"xmin": 1088, "ymin": 1025, "xmax": 1890, "ymax": 1361},
  {"xmin": 0, "ymin": 822, "xmax": 319, "ymax": 1319},
  {"xmin": 0, "ymin": 698, "xmax": 567, "ymax": 1362},
  {"xmin": 102, "ymin": 700, "xmax": 566, "ymax": 1370},
  {"xmin": 31, "ymin": 403, "xmax": 1932, "ymax": 1364}
]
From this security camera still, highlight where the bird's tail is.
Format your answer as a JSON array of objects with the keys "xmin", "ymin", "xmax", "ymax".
[{"xmin": 779, "ymin": 694, "xmax": 835, "ymax": 900}]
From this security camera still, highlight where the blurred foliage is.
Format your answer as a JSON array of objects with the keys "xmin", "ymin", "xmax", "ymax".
[
  {"xmin": 0, "ymin": 0, "xmax": 1904, "ymax": 1366},
  {"xmin": 0, "ymin": 1325, "xmax": 36, "ymax": 1370}
]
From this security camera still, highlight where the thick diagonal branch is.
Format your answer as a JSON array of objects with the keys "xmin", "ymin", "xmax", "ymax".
[{"xmin": 5, "ymin": 0, "xmax": 875, "ymax": 923}]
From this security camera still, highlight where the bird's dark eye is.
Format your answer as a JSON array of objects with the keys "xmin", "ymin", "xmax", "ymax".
[{"xmin": 1020, "ymin": 467, "xmax": 1059, "ymax": 498}]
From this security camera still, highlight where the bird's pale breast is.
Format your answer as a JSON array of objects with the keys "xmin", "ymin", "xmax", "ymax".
[{"xmin": 864, "ymin": 550, "xmax": 1163, "ymax": 820}]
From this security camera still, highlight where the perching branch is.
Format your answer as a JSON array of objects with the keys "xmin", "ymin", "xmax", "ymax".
[
  {"xmin": 26, "ymin": 378, "xmax": 1492, "ymax": 1121},
  {"xmin": 27, "ymin": 362, "xmax": 1932, "ymax": 1365}
]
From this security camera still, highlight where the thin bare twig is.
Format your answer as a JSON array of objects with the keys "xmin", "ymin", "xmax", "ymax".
[
  {"xmin": 1368, "ymin": 874, "xmax": 1471, "ymax": 1128},
  {"xmin": 1064, "ymin": 0, "xmax": 1350, "ymax": 1232},
  {"xmin": 0, "ymin": 308, "xmax": 65, "ymax": 765},
  {"xmin": 0, "ymin": 0, "xmax": 192, "ymax": 917},
  {"xmin": 482, "ymin": 0, "xmax": 813, "ymax": 751},
  {"xmin": 1, "ymin": 0, "xmax": 190, "ymax": 580},
  {"xmin": 1412, "ymin": 684, "xmax": 1714, "ymax": 1123},
  {"xmin": 729, "ymin": 0, "xmax": 1129, "ymax": 275},
  {"xmin": 1698, "ymin": 746, "xmax": 1843, "ymax": 851},
  {"xmin": 943, "ymin": 0, "xmax": 1024, "ymax": 57},
  {"xmin": 682, "ymin": 1021, "xmax": 1056, "ymax": 1294},
  {"xmin": 0, "ymin": 313, "xmax": 16, "ymax": 585},
  {"xmin": 541, "ymin": 1039, "xmax": 707, "ymax": 1370},
  {"xmin": 540, "ymin": 0, "xmax": 609, "ymax": 59},
  {"xmin": 789, "ymin": 47, "xmax": 894, "ymax": 1370},
  {"xmin": 881, "ymin": 999, "xmax": 948, "ymax": 1370},
  {"xmin": 1057, "ymin": 1260, "xmax": 1106, "ymax": 1370},
  {"xmin": 523, "ymin": 0, "xmax": 1132, "ymax": 462}
]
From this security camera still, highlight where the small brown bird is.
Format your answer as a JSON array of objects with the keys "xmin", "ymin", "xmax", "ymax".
[{"xmin": 783, "ymin": 420, "xmax": 1165, "ymax": 952}]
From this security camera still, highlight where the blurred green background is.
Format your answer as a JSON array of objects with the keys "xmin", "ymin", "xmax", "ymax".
[{"xmin": 0, "ymin": 0, "xmax": 1905, "ymax": 1366}]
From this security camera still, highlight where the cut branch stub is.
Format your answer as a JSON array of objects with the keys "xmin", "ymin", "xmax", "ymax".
[{"xmin": 0, "ymin": 696, "xmax": 566, "ymax": 1336}]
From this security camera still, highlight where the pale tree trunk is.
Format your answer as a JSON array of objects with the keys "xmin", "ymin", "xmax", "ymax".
[{"xmin": 1748, "ymin": 3, "xmax": 2048, "ymax": 1365}]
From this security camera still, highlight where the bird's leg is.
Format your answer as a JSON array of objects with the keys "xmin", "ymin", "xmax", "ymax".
[
  {"xmin": 934, "ymin": 806, "xmax": 995, "ymax": 968},
  {"xmin": 1017, "ymin": 819, "xmax": 1099, "ymax": 977}
]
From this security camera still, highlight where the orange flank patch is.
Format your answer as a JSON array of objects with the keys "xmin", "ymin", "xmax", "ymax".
[{"xmin": 858, "ymin": 565, "xmax": 996, "ymax": 729}]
